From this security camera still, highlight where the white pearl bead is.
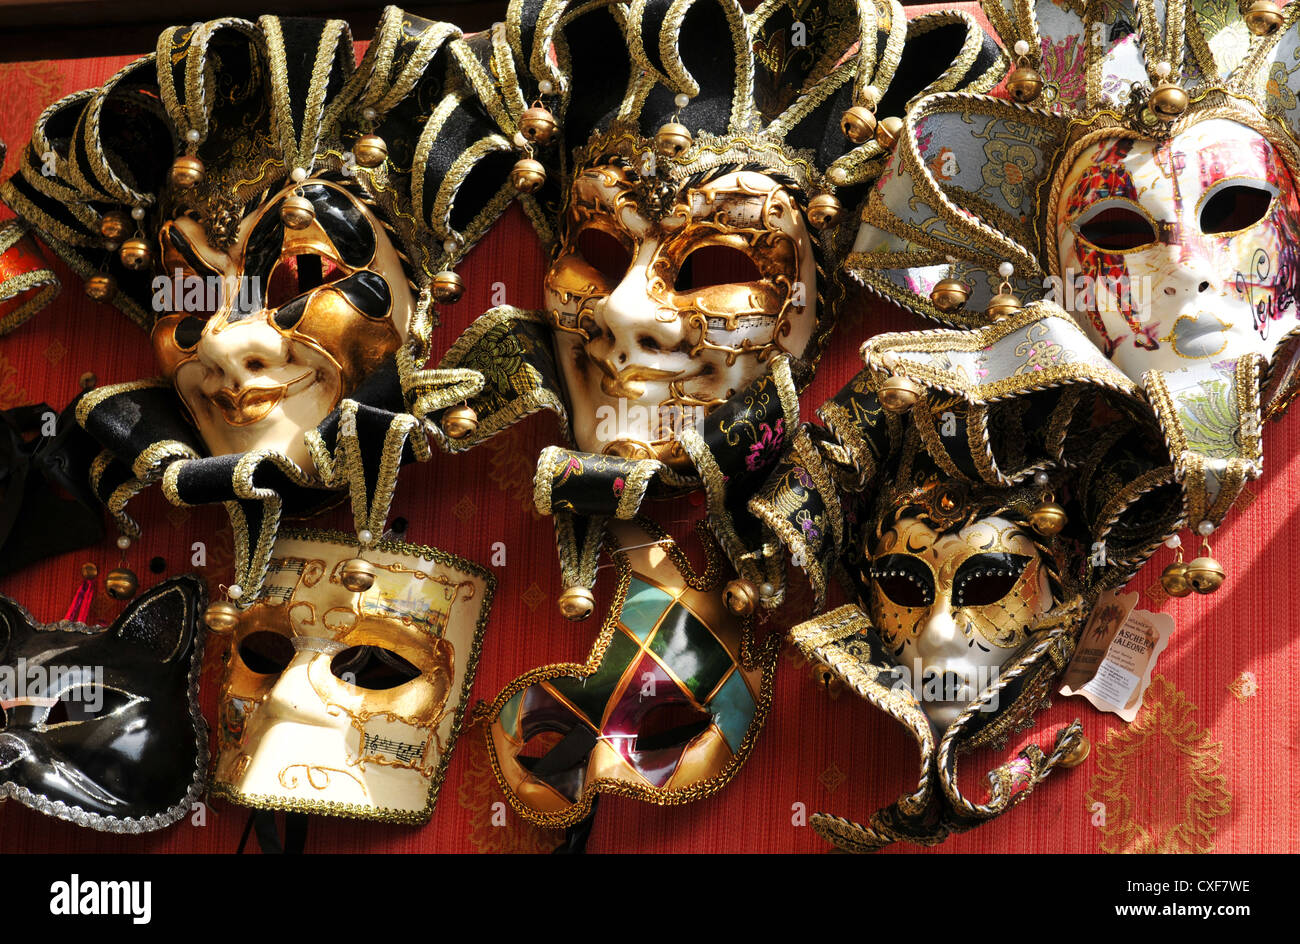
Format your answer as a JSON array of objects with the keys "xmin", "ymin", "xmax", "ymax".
[
  {"xmin": 538, "ymin": 79, "xmax": 554, "ymax": 95},
  {"xmin": 1013, "ymin": 40, "xmax": 1030, "ymax": 56},
  {"xmin": 228, "ymin": 584, "xmax": 243, "ymax": 600},
  {"xmin": 1197, "ymin": 519, "xmax": 1215, "ymax": 536},
  {"xmin": 830, "ymin": 167, "xmax": 848, "ymax": 184},
  {"xmin": 185, "ymin": 128, "xmax": 201, "ymax": 143},
  {"xmin": 1154, "ymin": 61, "xmax": 1171, "ymax": 79},
  {"xmin": 443, "ymin": 239, "xmax": 457, "ymax": 253},
  {"xmin": 998, "ymin": 261, "xmax": 1014, "ymax": 278},
  {"xmin": 358, "ymin": 529, "xmax": 373, "ymax": 545},
  {"xmin": 290, "ymin": 167, "xmax": 307, "ymax": 182},
  {"xmin": 674, "ymin": 93, "xmax": 690, "ymax": 109},
  {"xmin": 1035, "ymin": 470, "xmax": 1050, "ymax": 486},
  {"xmin": 116, "ymin": 535, "xmax": 131, "ymax": 550},
  {"xmin": 760, "ymin": 582, "xmax": 775, "ymax": 597},
  {"xmin": 879, "ymin": 350, "xmax": 899, "ymax": 370},
  {"xmin": 105, "ymin": 241, "xmax": 119, "ymax": 252},
  {"xmin": 1165, "ymin": 534, "xmax": 1182, "ymax": 548},
  {"xmin": 131, "ymin": 206, "xmax": 146, "ymax": 220},
  {"xmin": 362, "ymin": 106, "xmax": 378, "ymax": 121},
  {"xmin": 512, "ymin": 131, "xmax": 528, "ymax": 148},
  {"xmin": 862, "ymin": 85, "xmax": 880, "ymax": 104}
]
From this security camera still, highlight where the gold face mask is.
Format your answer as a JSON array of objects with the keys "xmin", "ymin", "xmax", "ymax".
[
  {"xmin": 151, "ymin": 179, "xmax": 413, "ymax": 471},
  {"xmin": 867, "ymin": 515, "xmax": 1053, "ymax": 729},
  {"xmin": 544, "ymin": 163, "xmax": 816, "ymax": 460},
  {"xmin": 212, "ymin": 530, "xmax": 493, "ymax": 823}
]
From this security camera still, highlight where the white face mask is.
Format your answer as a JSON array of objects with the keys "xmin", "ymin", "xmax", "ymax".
[
  {"xmin": 212, "ymin": 531, "xmax": 490, "ymax": 822},
  {"xmin": 544, "ymin": 165, "xmax": 816, "ymax": 459},
  {"xmin": 868, "ymin": 515, "xmax": 1053, "ymax": 730},
  {"xmin": 151, "ymin": 180, "xmax": 413, "ymax": 471},
  {"xmin": 1055, "ymin": 118, "xmax": 1300, "ymax": 379}
]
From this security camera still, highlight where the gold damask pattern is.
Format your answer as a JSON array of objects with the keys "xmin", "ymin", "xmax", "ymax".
[{"xmin": 1086, "ymin": 674, "xmax": 1231, "ymax": 854}]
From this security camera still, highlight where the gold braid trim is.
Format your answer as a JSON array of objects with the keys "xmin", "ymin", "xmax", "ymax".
[
  {"xmin": 0, "ymin": 225, "xmax": 59, "ymax": 335},
  {"xmin": 790, "ymin": 603, "xmax": 934, "ymax": 817}
]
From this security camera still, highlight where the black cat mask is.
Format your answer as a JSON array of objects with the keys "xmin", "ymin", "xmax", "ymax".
[{"xmin": 0, "ymin": 575, "xmax": 207, "ymax": 831}]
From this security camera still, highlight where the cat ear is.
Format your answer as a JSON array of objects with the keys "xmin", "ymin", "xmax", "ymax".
[{"xmin": 110, "ymin": 575, "xmax": 206, "ymax": 664}]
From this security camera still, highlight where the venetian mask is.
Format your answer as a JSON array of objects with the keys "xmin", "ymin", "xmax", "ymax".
[
  {"xmin": 867, "ymin": 515, "xmax": 1053, "ymax": 730},
  {"xmin": 1055, "ymin": 118, "xmax": 1300, "ymax": 378},
  {"xmin": 487, "ymin": 520, "xmax": 765, "ymax": 821},
  {"xmin": 0, "ymin": 576, "xmax": 205, "ymax": 830},
  {"xmin": 544, "ymin": 164, "xmax": 816, "ymax": 459},
  {"xmin": 151, "ymin": 179, "xmax": 414, "ymax": 471},
  {"xmin": 212, "ymin": 531, "xmax": 492, "ymax": 823}
]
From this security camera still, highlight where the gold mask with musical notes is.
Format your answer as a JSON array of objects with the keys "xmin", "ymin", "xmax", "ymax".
[{"xmin": 211, "ymin": 530, "xmax": 493, "ymax": 823}]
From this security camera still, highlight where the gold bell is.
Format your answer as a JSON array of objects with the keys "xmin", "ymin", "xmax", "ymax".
[
  {"xmin": 520, "ymin": 105, "xmax": 558, "ymax": 146},
  {"xmin": 558, "ymin": 586, "xmax": 595, "ymax": 621},
  {"xmin": 1059, "ymin": 734, "xmax": 1091, "ymax": 768},
  {"xmin": 1245, "ymin": 0, "xmax": 1285, "ymax": 35},
  {"xmin": 930, "ymin": 278, "xmax": 969, "ymax": 312},
  {"xmin": 204, "ymin": 600, "xmax": 241, "ymax": 633},
  {"xmin": 722, "ymin": 578, "xmax": 758, "ymax": 617},
  {"xmin": 878, "ymin": 375, "xmax": 923, "ymax": 413},
  {"xmin": 99, "ymin": 210, "xmax": 131, "ymax": 241},
  {"xmin": 170, "ymin": 154, "xmax": 205, "ymax": 189},
  {"xmin": 353, "ymin": 133, "xmax": 388, "ymax": 168},
  {"xmin": 654, "ymin": 122, "xmax": 693, "ymax": 158},
  {"xmin": 1007, "ymin": 65, "xmax": 1044, "ymax": 104},
  {"xmin": 1028, "ymin": 501, "xmax": 1068, "ymax": 537},
  {"xmin": 986, "ymin": 291, "xmax": 1023, "ymax": 320},
  {"xmin": 431, "ymin": 270, "xmax": 464, "ymax": 304},
  {"xmin": 105, "ymin": 567, "xmax": 139, "ymax": 600},
  {"xmin": 510, "ymin": 157, "xmax": 547, "ymax": 194},
  {"xmin": 1185, "ymin": 556, "xmax": 1225, "ymax": 594},
  {"xmin": 1149, "ymin": 82, "xmax": 1189, "ymax": 121},
  {"xmin": 280, "ymin": 193, "xmax": 316, "ymax": 229},
  {"xmin": 807, "ymin": 193, "xmax": 845, "ymax": 230},
  {"xmin": 118, "ymin": 237, "xmax": 152, "ymax": 271},
  {"xmin": 341, "ymin": 556, "xmax": 377, "ymax": 593},
  {"xmin": 84, "ymin": 272, "xmax": 117, "ymax": 302},
  {"xmin": 875, "ymin": 116, "xmax": 904, "ymax": 149},
  {"xmin": 443, "ymin": 403, "xmax": 479, "ymax": 440},
  {"xmin": 840, "ymin": 105, "xmax": 877, "ymax": 145},
  {"xmin": 1160, "ymin": 560, "xmax": 1193, "ymax": 597}
]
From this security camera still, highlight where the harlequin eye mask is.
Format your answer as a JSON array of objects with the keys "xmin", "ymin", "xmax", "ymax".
[{"xmin": 0, "ymin": 576, "xmax": 207, "ymax": 831}]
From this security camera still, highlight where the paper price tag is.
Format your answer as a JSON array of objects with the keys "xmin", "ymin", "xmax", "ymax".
[{"xmin": 1061, "ymin": 590, "xmax": 1173, "ymax": 722}]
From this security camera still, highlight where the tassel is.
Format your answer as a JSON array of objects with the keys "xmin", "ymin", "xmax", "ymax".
[{"xmin": 63, "ymin": 563, "xmax": 98, "ymax": 623}]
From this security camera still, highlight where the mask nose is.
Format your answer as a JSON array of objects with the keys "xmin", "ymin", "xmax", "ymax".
[
  {"xmin": 196, "ymin": 314, "xmax": 291, "ymax": 388},
  {"xmin": 589, "ymin": 252, "xmax": 686, "ymax": 371},
  {"xmin": 258, "ymin": 649, "xmax": 346, "ymax": 727},
  {"xmin": 914, "ymin": 597, "xmax": 962, "ymax": 661},
  {"xmin": 1160, "ymin": 246, "xmax": 1219, "ymax": 307}
]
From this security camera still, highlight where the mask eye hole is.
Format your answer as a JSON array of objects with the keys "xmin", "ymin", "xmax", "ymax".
[
  {"xmin": 952, "ymin": 553, "xmax": 1031, "ymax": 607},
  {"xmin": 329, "ymin": 645, "xmax": 421, "ymax": 690},
  {"xmin": 1075, "ymin": 203, "xmax": 1158, "ymax": 251},
  {"xmin": 634, "ymin": 702, "xmax": 713, "ymax": 753},
  {"xmin": 870, "ymin": 554, "xmax": 935, "ymax": 608},
  {"xmin": 238, "ymin": 631, "xmax": 295, "ymax": 675},
  {"xmin": 674, "ymin": 245, "xmax": 762, "ymax": 291},
  {"xmin": 44, "ymin": 687, "xmax": 132, "ymax": 726},
  {"xmin": 265, "ymin": 254, "xmax": 343, "ymax": 310},
  {"xmin": 1200, "ymin": 183, "xmax": 1273, "ymax": 235},
  {"xmin": 172, "ymin": 316, "xmax": 205, "ymax": 351},
  {"xmin": 574, "ymin": 227, "xmax": 632, "ymax": 283}
]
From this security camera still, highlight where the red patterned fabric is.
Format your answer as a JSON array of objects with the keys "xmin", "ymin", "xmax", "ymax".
[{"xmin": 0, "ymin": 5, "xmax": 1295, "ymax": 854}]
